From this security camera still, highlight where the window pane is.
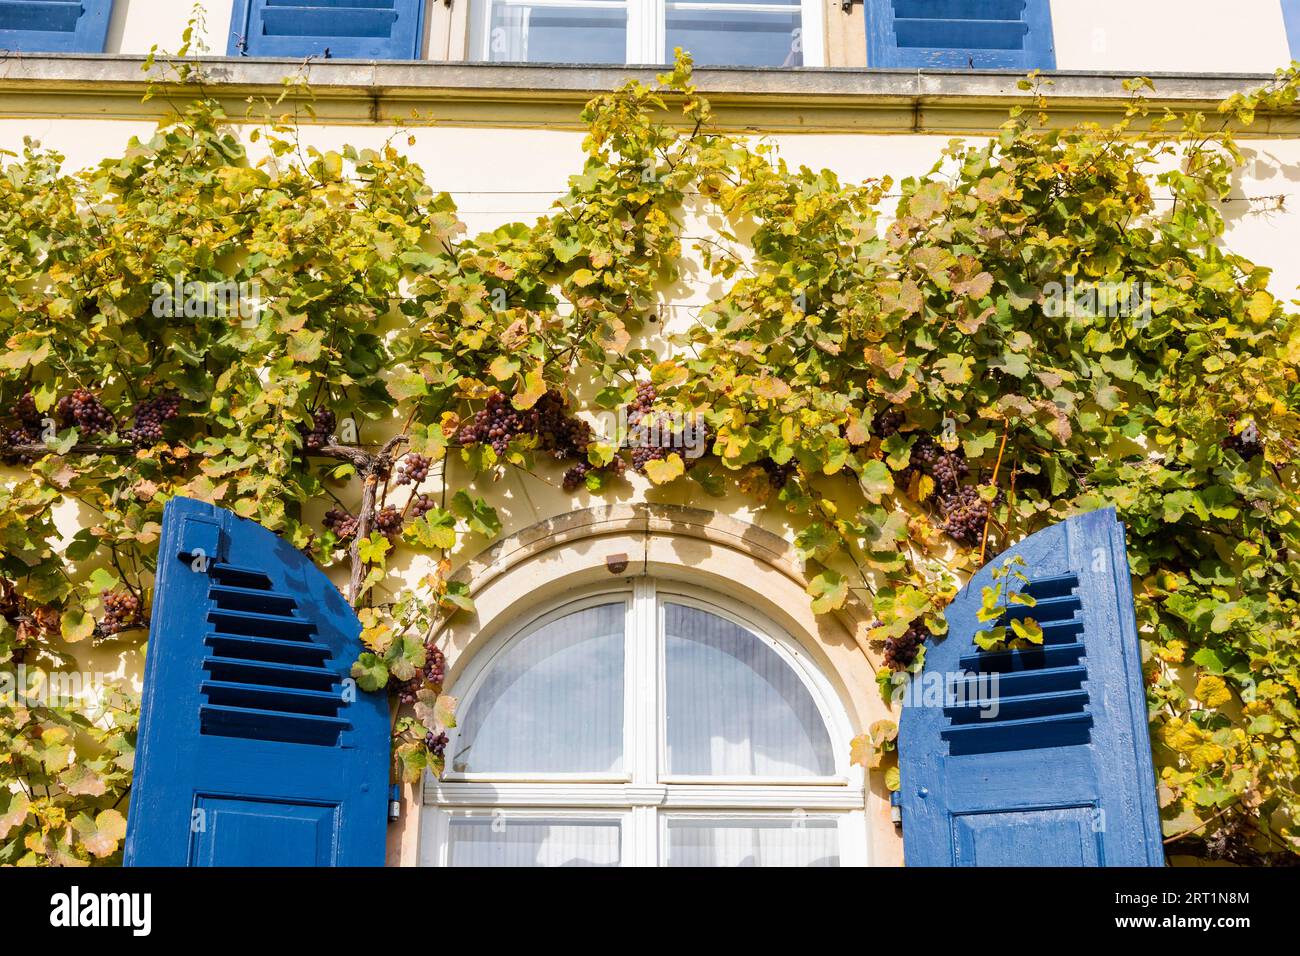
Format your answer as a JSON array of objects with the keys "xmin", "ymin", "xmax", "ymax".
[
  {"xmin": 665, "ymin": 817, "xmax": 839, "ymax": 867},
  {"xmin": 453, "ymin": 603, "xmax": 625, "ymax": 773},
  {"xmin": 449, "ymin": 818, "xmax": 621, "ymax": 866},
  {"xmin": 664, "ymin": 603, "xmax": 835, "ymax": 776},
  {"xmin": 666, "ymin": 3, "xmax": 803, "ymax": 67},
  {"xmin": 488, "ymin": 1, "xmax": 627, "ymax": 64}
]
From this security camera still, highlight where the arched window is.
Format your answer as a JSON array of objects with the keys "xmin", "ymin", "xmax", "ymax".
[{"xmin": 421, "ymin": 579, "xmax": 867, "ymax": 866}]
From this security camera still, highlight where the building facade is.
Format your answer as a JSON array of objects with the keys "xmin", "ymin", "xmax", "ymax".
[{"xmin": 3, "ymin": 1, "xmax": 1298, "ymax": 867}]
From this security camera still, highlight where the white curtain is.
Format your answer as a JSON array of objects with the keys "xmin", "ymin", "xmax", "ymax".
[
  {"xmin": 452, "ymin": 603, "xmax": 625, "ymax": 774},
  {"xmin": 665, "ymin": 819, "xmax": 839, "ymax": 867},
  {"xmin": 664, "ymin": 604, "xmax": 835, "ymax": 777},
  {"xmin": 489, "ymin": 4, "xmax": 533, "ymax": 61},
  {"xmin": 449, "ymin": 819, "xmax": 621, "ymax": 867}
]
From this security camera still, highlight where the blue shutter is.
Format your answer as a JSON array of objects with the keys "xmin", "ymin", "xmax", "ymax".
[
  {"xmin": 123, "ymin": 497, "xmax": 390, "ymax": 867},
  {"xmin": 227, "ymin": 0, "xmax": 426, "ymax": 59},
  {"xmin": 1284, "ymin": 1, "xmax": 1300, "ymax": 60},
  {"xmin": 0, "ymin": 0, "xmax": 112, "ymax": 52},
  {"xmin": 897, "ymin": 508, "xmax": 1164, "ymax": 866},
  {"xmin": 866, "ymin": 0, "xmax": 1056, "ymax": 70}
]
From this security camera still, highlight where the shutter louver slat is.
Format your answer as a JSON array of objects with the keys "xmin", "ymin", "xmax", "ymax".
[
  {"xmin": 228, "ymin": 0, "xmax": 424, "ymax": 59},
  {"xmin": 0, "ymin": 0, "xmax": 111, "ymax": 52}
]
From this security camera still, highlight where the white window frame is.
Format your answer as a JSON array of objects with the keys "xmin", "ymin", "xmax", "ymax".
[
  {"xmin": 470, "ymin": 0, "xmax": 826, "ymax": 67},
  {"xmin": 421, "ymin": 578, "xmax": 868, "ymax": 867}
]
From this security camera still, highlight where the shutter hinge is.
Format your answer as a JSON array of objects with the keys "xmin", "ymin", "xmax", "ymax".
[
  {"xmin": 840, "ymin": 0, "xmax": 861, "ymax": 12},
  {"xmin": 890, "ymin": 790, "xmax": 902, "ymax": 828},
  {"xmin": 388, "ymin": 784, "xmax": 402, "ymax": 823}
]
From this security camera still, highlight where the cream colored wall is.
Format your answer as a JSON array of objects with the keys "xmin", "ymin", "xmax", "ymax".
[
  {"xmin": 93, "ymin": 0, "xmax": 1295, "ymax": 73},
  {"xmin": 1050, "ymin": 0, "xmax": 1291, "ymax": 73}
]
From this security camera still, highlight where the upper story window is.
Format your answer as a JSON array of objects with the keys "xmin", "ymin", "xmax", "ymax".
[
  {"xmin": 421, "ymin": 580, "xmax": 867, "ymax": 866},
  {"xmin": 866, "ymin": 0, "xmax": 1055, "ymax": 70},
  {"xmin": 0, "ymin": 0, "xmax": 113, "ymax": 52},
  {"xmin": 227, "ymin": 0, "xmax": 427, "ymax": 59},
  {"xmin": 471, "ymin": 0, "xmax": 825, "ymax": 67}
]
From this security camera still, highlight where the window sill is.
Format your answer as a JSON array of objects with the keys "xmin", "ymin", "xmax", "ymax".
[{"xmin": 0, "ymin": 54, "xmax": 1291, "ymax": 133}]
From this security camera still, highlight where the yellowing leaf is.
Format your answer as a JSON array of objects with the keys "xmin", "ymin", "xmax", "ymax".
[
  {"xmin": 1195, "ymin": 675, "xmax": 1232, "ymax": 708},
  {"xmin": 644, "ymin": 452, "xmax": 685, "ymax": 484}
]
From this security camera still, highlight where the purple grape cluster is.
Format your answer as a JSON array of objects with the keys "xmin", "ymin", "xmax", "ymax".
[
  {"xmin": 410, "ymin": 494, "xmax": 436, "ymax": 519},
  {"xmin": 563, "ymin": 455, "xmax": 627, "ymax": 492},
  {"xmin": 2, "ymin": 392, "xmax": 44, "ymax": 463},
  {"xmin": 101, "ymin": 589, "xmax": 141, "ymax": 636},
  {"xmin": 374, "ymin": 505, "xmax": 404, "ymax": 539},
  {"xmin": 623, "ymin": 382, "xmax": 713, "ymax": 476},
  {"xmin": 124, "ymin": 392, "xmax": 181, "ymax": 447},
  {"xmin": 900, "ymin": 429, "xmax": 1003, "ymax": 548},
  {"xmin": 874, "ymin": 406, "xmax": 906, "ymax": 439},
  {"xmin": 939, "ymin": 485, "xmax": 996, "ymax": 546},
  {"xmin": 57, "ymin": 388, "xmax": 114, "ymax": 435},
  {"xmin": 883, "ymin": 620, "xmax": 928, "ymax": 670},
  {"xmin": 909, "ymin": 434, "xmax": 969, "ymax": 496},
  {"xmin": 760, "ymin": 457, "xmax": 796, "ymax": 490},
  {"xmin": 425, "ymin": 731, "xmax": 449, "ymax": 759},
  {"xmin": 394, "ymin": 645, "xmax": 447, "ymax": 705},
  {"xmin": 627, "ymin": 380, "xmax": 657, "ymax": 426},
  {"xmin": 395, "ymin": 452, "xmax": 430, "ymax": 486},
  {"xmin": 323, "ymin": 507, "xmax": 359, "ymax": 541},
  {"xmin": 457, "ymin": 389, "xmax": 594, "ymax": 459},
  {"xmin": 302, "ymin": 407, "xmax": 335, "ymax": 450}
]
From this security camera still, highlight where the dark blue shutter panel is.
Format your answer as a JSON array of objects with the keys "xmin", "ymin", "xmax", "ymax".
[
  {"xmin": 898, "ymin": 508, "xmax": 1164, "ymax": 866},
  {"xmin": 866, "ymin": 0, "xmax": 1056, "ymax": 70},
  {"xmin": 124, "ymin": 498, "xmax": 390, "ymax": 867},
  {"xmin": 0, "ymin": 0, "xmax": 112, "ymax": 53},
  {"xmin": 228, "ymin": 0, "xmax": 426, "ymax": 59}
]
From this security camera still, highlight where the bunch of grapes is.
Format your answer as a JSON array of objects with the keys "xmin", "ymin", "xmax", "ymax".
[
  {"xmin": 393, "ymin": 646, "xmax": 447, "ymax": 705},
  {"xmin": 395, "ymin": 453, "xmax": 430, "ymax": 486},
  {"xmin": 627, "ymin": 380, "xmax": 657, "ymax": 427},
  {"xmin": 760, "ymin": 457, "xmax": 797, "ymax": 491},
  {"xmin": 374, "ymin": 505, "xmax": 404, "ymax": 539},
  {"xmin": 939, "ymin": 485, "xmax": 998, "ymax": 546},
  {"xmin": 909, "ymin": 434, "xmax": 969, "ymax": 496},
  {"xmin": 57, "ymin": 388, "xmax": 115, "ymax": 435},
  {"xmin": 101, "ymin": 589, "xmax": 141, "ymax": 636},
  {"xmin": 562, "ymin": 462, "xmax": 591, "ymax": 492},
  {"xmin": 124, "ymin": 391, "xmax": 181, "ymax": 447},
  {"xmin": 301, "ymin": 407, "xmax": 335, "ymax": 451},
  {"xmin": 883, "ymin": 620, "xmax": 929, "ymax": 670},
  {"xmin": 1222, "ymin": 417, "xmax": 1263, "ymax": 460},
  {"xmin": 874, "ymin": 406, "xmax": 906, "ymax": 439},
  {"xmin": 424, "ymin": 731, "xmax": 449, "ymax": 759},
  {"xmin": 455, "ymin": 391, "xmax": 527, "ymax": 455},
  {"xmin": 563, "ymin": 454, "xmax": 626, "ymax": 492},
  {"xmin": 323, "ymin": 506, "xmax": 359, "ymax": 541},
  {"xmin": 624, "ymin": 384, "xmax": 712, "ymax": 476},
  {"xmin": 2, "ymin": 392, "xmax": 44, "ymax": 463},
  {"xmin": 410, "ymin": 494, "xmax": 437, "ymax": 519}
]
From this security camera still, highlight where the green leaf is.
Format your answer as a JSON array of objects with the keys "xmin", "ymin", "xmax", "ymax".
[
  {"xmin": 807, "ymin": 570, "xmax": 848, "ymax": 614},
  {"xmin": 351, "ymin": 653, "xmax": 389, "ymax": 692}
]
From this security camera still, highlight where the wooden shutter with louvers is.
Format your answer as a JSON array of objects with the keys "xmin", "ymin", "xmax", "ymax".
[
  {"xmin": 866, "ymin": 0, "xmax": 1056, "ymax": 70},
  {"xmin": 897, "ymin": 508, "xmax": 1164, "ymax": 866},
  {"xmin": 227, "ymin": 0, "xmax": 426, "ymax": 59},
  {"xmin": 123, "ymin": 497, "xmax": 390, "ymax": 867},
  {"xmin": 0, "ymin": 0, "xmax": 112, "ymax": 52}
]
